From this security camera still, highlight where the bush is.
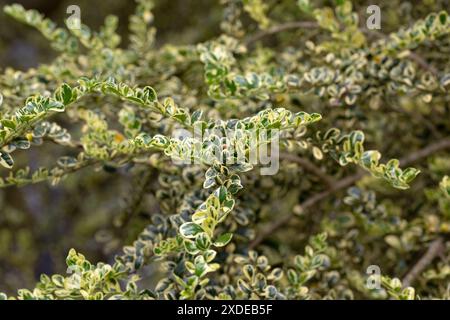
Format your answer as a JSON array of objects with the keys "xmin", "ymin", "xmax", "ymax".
[{"xmin": 0, "ymin": 0, "xmax": 449, "ymax": 300}]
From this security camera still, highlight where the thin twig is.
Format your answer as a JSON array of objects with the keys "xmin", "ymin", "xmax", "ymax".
[
  {"xmin": 245, "ymin": 20, "xmax": 385, "ymax": 45},
  {"xmin": 115, "ymin": 169, "xmax": 156, "ymax": 235},
  {"xmin": 402, "ymin": 237, "xmax": 445, "ymax": 288},
  {"xmin": 244, "ymin": 21, "xmax": 318, "ymax": 45},
  {"xmin": 249, "ymin": 138, "xmax": 450, "ymax": 249},
  {"xmin": 279, "ymin": 152, "xmax": 335, "ymax": 187},
  {"xmin": 407, "ymin": 52, "xmax": 439, "ymax": 76},
  {"xmin": 398, "ymin": 138, "xmax": 450, "ymax": 165}
]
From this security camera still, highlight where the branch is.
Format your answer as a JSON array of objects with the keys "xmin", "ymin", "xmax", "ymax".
[
  {"xmin": 244, "ymin": 21, "xmax": 385, "ymax": 45},
  {"xmin": 398, "ymin": 138, "xmax": 450, "ymax": 165},
  {"xmin": 244, "ymin": 21, "xmax": 318, "ymax": 45},
  {"xmin": 279, "ymin": 152, "xmax": 335, "ymax": 187},
  {"xmin": 249, "ymin": 138, "xmax": 450, "ymax": 249},
  {"xmin": 407, "ymin": 52, "xmax": 439, "ymax": 76},
  {"xmin": 115, "ymin": 168, "xmax": 156, "ymax": 236},
  {"xmin": 402, "ymin": 237, "xmax": 445, "ymax": 288}
]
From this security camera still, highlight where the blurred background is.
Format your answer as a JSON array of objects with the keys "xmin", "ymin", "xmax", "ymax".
[{"xmin": 0, "ymin": 0, "xmax": 221, "ymax": 70}]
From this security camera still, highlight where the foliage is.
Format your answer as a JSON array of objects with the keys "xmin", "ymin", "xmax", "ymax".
[{"xmin": 0, "ymin": 0, "xmax": 449, "ymax": 300}]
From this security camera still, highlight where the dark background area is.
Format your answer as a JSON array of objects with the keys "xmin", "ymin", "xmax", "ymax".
[{"xmin": 0, "ymin": 0, "xmax": 221, "ymax": 69}]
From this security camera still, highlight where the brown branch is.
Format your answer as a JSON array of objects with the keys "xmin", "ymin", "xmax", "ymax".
[
  {"xmin": 249, "ymin": 137, "xmax": 450, "ymax": 249},
  {"xmin": 398, "ymin": 138, "xmax": 450, "ymax": 165},
  {"xmin": 402, "ymin": 237, "xmax": 445, "ymax": 288},
  {"xmin": 279, "ymin": 152, "xmax": 335, "ymax": 187},
  {"xmin": 245, "ymin": 20, "xmax": 389, "ymax": 46},
  {"xmin": 115, "ymin": 169, "xmax": 156, "ymax": 235},
  {"xmin": 244, "ymin": 21, "xmax": 318, "ymax": 45},
  {"xmin": 407, "ymin": 52, "xmax": 439, "ymax": 76}
]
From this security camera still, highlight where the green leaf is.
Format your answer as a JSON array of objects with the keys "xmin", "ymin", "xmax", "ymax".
[
  {"xmin": 312, "ymin": 146, "xmax": 323, "ymax": 160},
  {"xmin": 234, "ymin": 163, "xmax": 253, "ymax": 173},
  {"xmin": 438, "ymin": 11, "xmax": 447, "ymax": 25},
  {"xmin": 180, "ymin": 222, "xmax": 204, "ymax": 238},
  {"xmin": 173, "ymin": 112, "xmax": 188, "ymax": 123},
  {"xmin": 195, "ymin": 232, "xmax": 211, "ymax": 251},
  {"xmin": 214, "ymin": 232, "xmax": 233, "ymax": 247},
  {"xmin": 203, "ymin": 177, "xmax": 216, "ymax": 189},
  {"xmin": 222, "ymin": 198, "xmax": 235, "ymax": 214},
  {"xmin": 204, "ymin": 249, "xmax": 217, "ymax": 263},
  {"xmin": 51, "ymin": 274, "xmax": 64, "ymax": 287},
  {"xmin": 440, "ymin": 176, "xmax": 450, "ymax": 198},
  {"xmin": 47, "ymin": 101, "xmax": 65, "ymax": 112},
  {"xmin": 57, "ymin": 156, "xmax": 78, "ymax": 169},
  {"xmin": 192, "ymin": 210, "xmax": 208, "ymax": 224},
  {"xmin": 243, "ymin": 264, "xmax": 255, "ymax": 280},
  {"xmin": 205, "ymin": 167, "xmax": 217, "ymax": 179},
  {"xmin": 193, "ymin": 255, "xmax": 208, "ymax": 277},
  {"xmin": 0, "ymin": 152, "xmax": 14, "ymax": 169},
  {"xmin": 287, "ymin": 268, "xmax": 299, "ymax": 285},
  {"xmin": 267, "ymin": 268, "xmax": 283, "ymax": 281},
  {"xmin": 297, "ymin": 0, "xmax": 312, "ymax": 13},
  {"xmin": 237, "ymin": 279, "xmax": 252, "ymax": 295},
  {"xmin": 1, "ymin": 119, "xmax": 17, "ymax": 130},
  {"xmin": 218, "ymin": 186, "xmax": 227, "ymax": 202},
  {"xmin": 142, "ymin": 86, "xmax": 157, "ymax": 103},
  {"xmin": 12, "ymin": 139, "xmax": 31, "ymax": 150},
  {"xmin": 191, "ymin": 110, "xmax": 203, "ymax": 123},
  {"xmin": 183, "ymin": 240, "xmax": 200, "ymax": 255},
  {"xmin": 401, "ymin": 287, "xmax": 416, "ymax": 300},
  {"xmin": 350, "ymin": 130, "xmax": 365, "ymax": 147},
  {"xmin": 402, "ymin": 167, "xmax": 420, "ymax": 183},
  {"xmin": 59, "ymin": 83, "xmax": 73, "ymax": 105}
]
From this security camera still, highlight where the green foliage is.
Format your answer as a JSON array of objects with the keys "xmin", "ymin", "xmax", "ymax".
[
  {"xmin": 382, "ymin": 277, "xmax": 416, "ymax": 300},
  {"xmin": 0, "ymin": 0, "xmax": 449, "ymax": 300}
]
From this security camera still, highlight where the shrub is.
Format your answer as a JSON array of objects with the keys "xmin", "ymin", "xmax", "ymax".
[{"xmin": 0, "ymin": 0, "xmax": 449, "ymax": 300}]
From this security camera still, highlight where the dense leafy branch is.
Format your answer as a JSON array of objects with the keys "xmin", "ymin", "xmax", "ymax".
[{"xmin": 0, "ymin": 0, "xmax": 449, "ymax": 300}]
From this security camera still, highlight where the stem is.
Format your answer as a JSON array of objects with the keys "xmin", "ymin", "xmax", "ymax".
[
  {"xmin": 244, "ymin": 21, "xmax": 318, "ymax": 45},
  {"xmin": 402, "ymin": 237, "xmax": 445, "ymax": 288},
  {"xmin": 279, "ymin": 152, "xmax": 335, "ymax": 187}
]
